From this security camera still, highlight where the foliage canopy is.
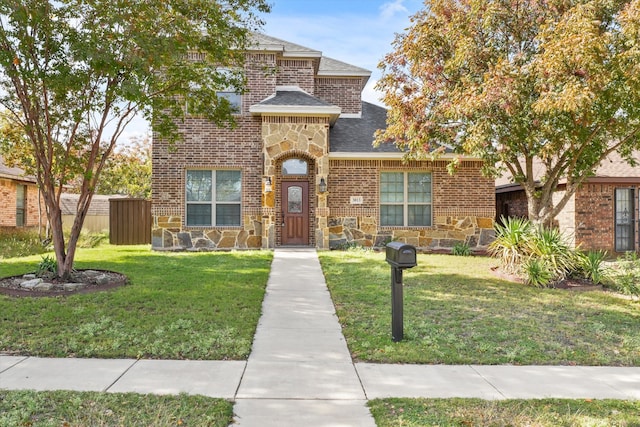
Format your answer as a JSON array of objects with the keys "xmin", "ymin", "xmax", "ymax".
[
  {"xmin": 376, "ymin": 0, "xmax": 640, "ymax": 224},
  {"xmin": 0, "ymin": 0, "xmax": 269, "ymax": 278}
]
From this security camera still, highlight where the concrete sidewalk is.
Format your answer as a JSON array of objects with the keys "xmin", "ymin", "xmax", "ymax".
[{"xmin": 1, "ymin": 249, "xmax": 640, "ymax": 426}]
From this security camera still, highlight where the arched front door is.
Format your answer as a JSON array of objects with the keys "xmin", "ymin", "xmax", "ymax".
[{"xmin": 281, "ymin": 181, "xmax": 309, "ymax": 246}]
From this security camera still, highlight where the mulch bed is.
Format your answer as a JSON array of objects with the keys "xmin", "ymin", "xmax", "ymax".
[{"xmin": 0, "ymin": 270, "xmax": 128, "ymax": 298}]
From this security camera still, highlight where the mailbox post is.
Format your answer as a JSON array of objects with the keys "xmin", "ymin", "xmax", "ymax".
[{"xmin": 385, "ymin": 242, "xmax": 417, "ymax": 342}]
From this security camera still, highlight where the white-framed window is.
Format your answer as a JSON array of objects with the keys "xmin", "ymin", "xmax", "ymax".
[
  {"xmin": 186, "ymin": 170, "xmax": 241, "ymax": 226},
  {"xmin": 380, "ymin": 172, "xmax": 432, "ymax": 226},
  {"xmin": 184, "ymin": 67, "xmax": 242, "ymax": 115},
  {"xmin": 16, "ymin": 184, "xmax": 26, "ymax": 227},
  {"xmin": 216, "ymin": 68, "xmax": 242, "ymax": 114}
]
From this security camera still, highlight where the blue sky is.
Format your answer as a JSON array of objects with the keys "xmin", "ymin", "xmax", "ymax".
[
  {"xmin": 122, "ymin": 0, "xmax": 423, "ymax": 141},
  {"xmin": 262, "ymin": 0, "xmax": 423, "ymax": 105}
]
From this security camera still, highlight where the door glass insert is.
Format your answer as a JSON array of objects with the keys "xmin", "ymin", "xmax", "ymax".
[
  {"xmin": 288, "ymin": 186, "xmax": 302, "ymax": 213},
  {"xmin": 615, "ymin": 188, "xmax": 635, "ymax": 252}
]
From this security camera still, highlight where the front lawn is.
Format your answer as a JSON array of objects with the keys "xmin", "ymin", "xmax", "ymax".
[
  {"xmin": 0, "ymin": 390, "xmax": 232, "ymax": 427},
  {"xmin": 319, "ymin": 250, "xmax": 640, "ymax": 366},
  {"xmin": 369, "ymin": 398, "xmax": 640, "ymax": 426},
  {"xmin": 0, "ymin": 246, "xmax": 273, "ymax": 360}
]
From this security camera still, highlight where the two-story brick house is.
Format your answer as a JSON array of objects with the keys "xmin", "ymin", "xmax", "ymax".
[{"xmin": 151, "ymin": 34, "xmax": 496, "ymax": 251}]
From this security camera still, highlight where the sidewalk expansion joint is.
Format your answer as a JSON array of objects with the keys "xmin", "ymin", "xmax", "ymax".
[
  {"xmin": 103, "ymin": 359, "xmax": 140, "ymax": 393},
  {"xmin": 469, "ymin": 365, "xmax": 506, "ymax": 399}
]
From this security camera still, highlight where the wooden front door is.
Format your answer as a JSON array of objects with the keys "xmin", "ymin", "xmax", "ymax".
[{"xmin": 282, "ymin": 181, "xmax": 309, "ymax": 246}]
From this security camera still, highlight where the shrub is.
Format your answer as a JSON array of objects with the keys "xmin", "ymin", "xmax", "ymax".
[
  {"xmin": 452, "ymin": 242, "xmax": 471, "ymax": 256},
  {"xmin": 526, "ymin": 226, "xmax": 576, "ymax": 281},
  {"xmin": 522, "ymin": 258, "xmax": 553, "ymax": 287},
  {"xmin": 610, "ymin": 252, "xmax": 640, "ymax": 297},
  {"xmin": 35, "ymin": 255, "xmax": 58, "ymax": 277},
  {"xmin": 488, "ymin": 216, "xmax": 532, "ymax": 274},
  {"xmin": 0, "ymin": 228, "xmax": 50, "ymax": 259},
  {"xmin": 575, "ymin": 250, "xmax": 609, "ymax": 284}
]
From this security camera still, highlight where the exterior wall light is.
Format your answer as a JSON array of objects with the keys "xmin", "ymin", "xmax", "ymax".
[
  {"xmin": 319, "ymin": 177, "xmax": 327, "ymax": 194},
  {"xmin": 264, "ymin": 176, "xmax": 272, "ymax": 193}
]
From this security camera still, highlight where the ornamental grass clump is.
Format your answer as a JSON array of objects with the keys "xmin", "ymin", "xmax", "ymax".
[
  {"xmin": 490, "ymin": 217, "xmax": 584, "ymax": 287},
  {"xmin": 488, "ymin": 216, "xmax": 532, "ymax": 274}
]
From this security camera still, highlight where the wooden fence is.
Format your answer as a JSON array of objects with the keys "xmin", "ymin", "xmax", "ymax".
[{"xmin": 109, "ymin": 198, "xmax": 151, "ymax": 245}]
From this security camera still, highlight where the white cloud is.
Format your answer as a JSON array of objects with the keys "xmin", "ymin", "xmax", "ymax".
[{"xmin": 380, "ymin": 0, "xmax": 409, "ymax": 21}]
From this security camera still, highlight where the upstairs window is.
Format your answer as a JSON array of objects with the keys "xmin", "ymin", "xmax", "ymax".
[
  {"xmin": 215, "ymin": 68, "xmax": 242, "ymax": 114},
  {"xmin": 186, "ymin": 170, "xmax": 241, "ymax": 226},
  {"xmin": 380, "ymin": 172, "xmax": 432, "ymax": 226}
]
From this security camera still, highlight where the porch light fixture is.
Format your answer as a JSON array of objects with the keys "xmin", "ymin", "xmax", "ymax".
[
  {"xmin": 319, "ymin": 177, "xmax": 327, "ymax": 194},
  {"xmin": 264, "ymin": 176, "xmax": 272, "ymax": 193}
]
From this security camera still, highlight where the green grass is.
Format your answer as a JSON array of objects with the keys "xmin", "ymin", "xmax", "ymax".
[
  {"xmin": 319, "ymin": 250, "xmax": 640, "ymax": 365},
  {"xmin": 369, "ymin": 398, "xmax": 640, "ymax": 426},
  {"xmin": 0, "ymin": 389, "xmax": 232, "ymax": 427},
  {"xmin": 0, "ymin": 245, "xmax": 273, "ymax": 360}
]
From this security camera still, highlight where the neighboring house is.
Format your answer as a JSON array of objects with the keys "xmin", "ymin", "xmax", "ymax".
[
  {"xmin": 151, "ymin": 34, "xmax": 496, "ymax": 251},
  {"xmin": 496, "ymin": 152, "xmax": 640, "ymax": 253},
  {"xmin": 0, "ymin": 155, "xmax": 46, "ymax": 228},
  {"xmin": 60, "ymin": 194, "xmax": 127, "ymax": 233}
]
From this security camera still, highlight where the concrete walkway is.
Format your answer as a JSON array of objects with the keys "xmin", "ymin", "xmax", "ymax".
[{"xmin": 1, "ymin": 249, "xmax": 640, "ymax": 426}]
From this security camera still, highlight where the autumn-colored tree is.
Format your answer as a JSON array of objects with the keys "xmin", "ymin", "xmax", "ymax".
[
  {"xmin": 0, "ymin": 0, "xmax": 270, "ymax": 279},
  {"xmin": 376, "ymin": 0, "xmax": 640, "ymax": 225}
]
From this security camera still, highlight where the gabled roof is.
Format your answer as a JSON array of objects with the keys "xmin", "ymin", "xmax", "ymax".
[
  {"xmin": 496, "ymin": 151, "xmax": 640, "ymax": 192},
  {"xmin": 60, "ymin": 193, "xmax": 127, "ymax": 216},
  {"xmin": 329, "ymin": 102, "xmax": 399, "ymax": 154},
  {"xmin": 249, "ymin": 33, "xmax": 322, "ymax": 58},
  {"xmin": 0, "ymin": 155, "xmax": 37, "ymax": 184},
  {"xmin": 249, "ymin": 33, "xmax": 371, "ymax": 87},
  {"xmin": 250, "ymin": 87, "xmax": 341, "ymax": 124}
]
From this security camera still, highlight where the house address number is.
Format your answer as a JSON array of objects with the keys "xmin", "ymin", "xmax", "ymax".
[{"xmin": 350, "ymin": 196, "xmax": 363, "ymax": 204}]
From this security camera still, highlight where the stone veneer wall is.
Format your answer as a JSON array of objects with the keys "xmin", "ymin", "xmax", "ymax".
[
  {"xmin": 152, "ymin": 209, "xmax": 264, "ymax": 251},
  {"xmin": 328, "ymin": 213, "xmax": 495, "ymax": 251}
]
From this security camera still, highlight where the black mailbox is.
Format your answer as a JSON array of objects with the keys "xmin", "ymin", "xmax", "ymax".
[{"xmin": 385, "ymin": 242, "xmax": 417, "ymax": 269}]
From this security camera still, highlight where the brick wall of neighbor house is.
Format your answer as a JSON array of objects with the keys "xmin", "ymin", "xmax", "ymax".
[
  {"xmin": 315, "ymin": 78, "xmax": 363, "ymax": 115},
  {"xmin": 495, "ymin": 189, "xmax": 529, "ymax": 221},
  {"xmin": 0, "ymin": 179, "xmax": 45, "ymax": 228},
  {"xmin": 327, "ymin": 159, "xmax": 496, "ymax": 251},
  {"xmin": 574, "ymin": 184, "xmax": 616, "ymax": 252}
]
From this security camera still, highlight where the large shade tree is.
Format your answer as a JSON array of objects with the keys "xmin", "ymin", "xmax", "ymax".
[
  {"xmin": 376, "ymin": 0, "xmax": 640, "ymax": 225},
  {"xmin": 0, "ymin": 0, "xmax": 269, "ymax": 279}
]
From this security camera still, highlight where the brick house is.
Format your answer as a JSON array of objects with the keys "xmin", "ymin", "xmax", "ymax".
[
  {"xmin": 0, "ymin": 155, "xmax": 46, "ymax": 229},
  {"xmin": 151, "ymin": 34, "xmax": 496, "ymax": 251},
  {"xmin": 496, "ymin": 151, "xmax": 640, "ymax": 253}
]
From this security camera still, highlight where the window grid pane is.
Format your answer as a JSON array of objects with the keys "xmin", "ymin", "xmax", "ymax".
[
  {"xmin": 408, "ymin": 205, "xmax": 431, "ymax": 226},
  {"xmin": 381, "ymin": 205, "xmax": 403, "ymax": 226},
  {"xmin": 186, "ymin": 204, "xmax": 212, "ymax": 226},
  {"xmin": 216, "ymin": 204, "xmax": 241, "ymax": 226},
  {"xmin": 381, "ymin": 172, "xmax": 404, "ymax": 203},
  {"xmin": 186, "ymin": 170, "xmax": 212, "ymax": 202},
  {"xmin": 408, "ymin": 173, "xmax": 432, "ymax": 203},
  {"xmin": 216, "ymin": 170, "xmax": 241, "ymax": 202}
]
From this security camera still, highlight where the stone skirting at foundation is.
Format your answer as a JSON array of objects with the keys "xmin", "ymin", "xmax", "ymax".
[
  {"xmin": 152, "ymin": 214, "xmax": 264, "ymax": 251},
  {"xmin": 328, "ymin": 215, "xmax": 495, "ymax": 252}
]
